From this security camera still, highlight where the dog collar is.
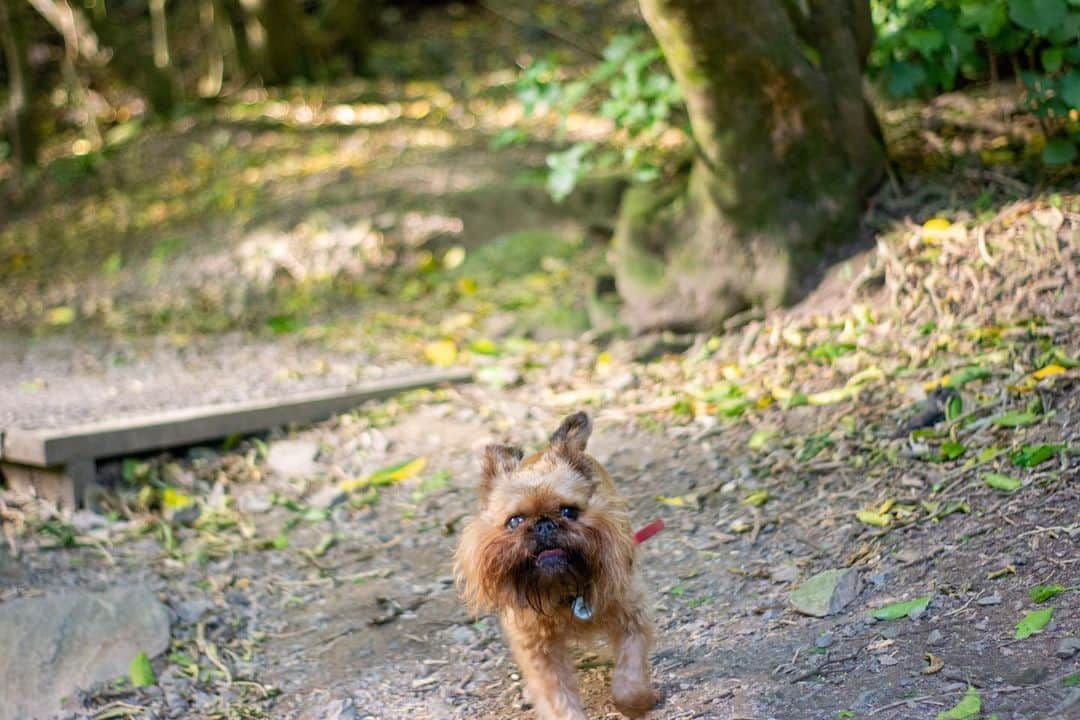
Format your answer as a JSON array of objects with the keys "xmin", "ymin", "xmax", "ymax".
[{"xmin": 570, "ymin": 520, "xmax": 664, "ymax": 623}]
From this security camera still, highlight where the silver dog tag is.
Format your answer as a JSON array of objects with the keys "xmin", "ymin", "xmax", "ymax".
[{"xmin": 572, "ymin": 596, "xmax": 593, "ymax": 621}]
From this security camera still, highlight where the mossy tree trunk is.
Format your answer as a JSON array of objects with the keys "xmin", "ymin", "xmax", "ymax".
[
  {"xmin": 0, "ymin": 0, "xmax": 37, "ymax": 169},
  {"xmin": 615, "ymin": 0, "xmax": 884, "ymax": 333}
]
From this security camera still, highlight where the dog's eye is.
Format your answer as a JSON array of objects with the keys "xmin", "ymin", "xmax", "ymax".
[
  {"xmin": 506, "ymin": 515, "xmax": 524, "ymax": 530},
  {"xmin": 560, "ymin": 506, "xmax": 579, "ymax": 520}
]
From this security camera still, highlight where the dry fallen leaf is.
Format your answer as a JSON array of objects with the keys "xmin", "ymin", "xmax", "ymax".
[{"xmin": 924, "ymin": 652, "xmax": 944, "ymax": 675}]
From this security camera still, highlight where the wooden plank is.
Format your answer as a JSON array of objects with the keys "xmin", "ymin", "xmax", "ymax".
[{"xmin": 0, "ymin": 368, "xmax": 471, "ymax": 467}]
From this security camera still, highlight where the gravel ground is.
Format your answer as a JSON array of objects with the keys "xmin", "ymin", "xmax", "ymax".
[{"xmin": 0, "ymin": 331, "xmax": 419, "ymax": 431}]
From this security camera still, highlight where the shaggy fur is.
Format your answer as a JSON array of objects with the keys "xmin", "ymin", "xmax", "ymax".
[{"xmin": 455, "ymin": 412, "xmax": 656, "ymax": 719}]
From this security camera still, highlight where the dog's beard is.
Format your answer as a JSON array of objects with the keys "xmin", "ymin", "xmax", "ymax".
[{"xmin": 509, "ymin": 547, "xmax": 591, "ymax": 615}]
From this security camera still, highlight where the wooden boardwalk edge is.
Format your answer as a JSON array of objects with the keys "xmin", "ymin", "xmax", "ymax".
[{"xmin": 0, "ymin": 367, "xmax": 471, "ymax": 507}]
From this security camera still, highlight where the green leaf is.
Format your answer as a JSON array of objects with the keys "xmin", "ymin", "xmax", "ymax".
[
  {"xmin": 1011, "ymin": 443, "xmax": 1065, "ymax": 467},
  {"xmin": 872, "ymin": 595, "xmax": 932, "ymax": 621},
  {"xmin": 748, "ymin": 428, "xmax": 777, "ymax": 451},
  {"xmin": 939, "ymin": 441, "xmax": 966, "ymax": 461},
  {"xmin": 810, "ymin": 341, "xmax": 856, "ymax": 360},
  {"xmin": 991, "ymin": 410, "xmax": 1040, "ymax": 427},
  {"xmin": 907, "ymin": 28, "xmax": 945, "ymax": 55},
  {"xmin": 1009, "ymin": 0, "xmax": 1068, "ymax": 34},
  {"xmin": 1041, "ymin": 46, "xmax": 1065, "ymax": 72},
  {"xmin": 936, "ymin": 686, "xmax": 981, "ymax": 720},
  {"xmin": 368, "ymin": 457, "xmax": 427, "ymax": 486},
  {"xmin": 798, "ymin": 433, "xmax": 833, "ymax": 462},
  {"xmin": 983, "ymin": 473, "xmax": 1022, "ymax": 492},
  {"xmin": 1029, "ymin": 584, "xmax": 1065, "ymax": 603},
  {"xmin": 1043, "ymin": 137, "xmax": 1078, "ymax": 166},
  {"xmin": 945, "ymin": 394, "xmax": 963, "ymax": 422},
  {"xmin": 129, "ymin": 650, "xmax": 157, "ymax": 688},
  {"xmin": 1015, "ymin": 607, "xmax": 1054, "ymax": 639},
  {"xmin": 946, "ymin": 366, "xmax": 991, "ymax": 387},
  {"xmin": 1065, "ymin": 673, "xmax": 1080, "ymax": 688},
  {"xmin": 1061, "ymin": 71, "xmax": 1080, "ymax": 108}
]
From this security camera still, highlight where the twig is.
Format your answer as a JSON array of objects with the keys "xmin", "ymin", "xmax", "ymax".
[
  {"xmin": 789, "ymin": 651, "xmax": 859, "ymax": 683},
  {"xmin": 478, "ymin": 1, "xmax": 602, "ymax": 59},
  {"xmin": 868, "ymin": 694, "xmax": 938, "ymax": 716},
  {"xmin": 196, "ymin": 620, "xmax": 233, "ymax": 685}
]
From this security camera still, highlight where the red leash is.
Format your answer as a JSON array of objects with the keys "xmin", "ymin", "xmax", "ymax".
[{"xmin": 634, "ymin": 518, "xmax": 665, "ymax": 544}]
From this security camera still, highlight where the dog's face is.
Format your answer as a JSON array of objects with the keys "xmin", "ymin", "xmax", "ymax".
[{"xmin": 455, "ymin": 413, "xmax": 634, "ymax": 616}]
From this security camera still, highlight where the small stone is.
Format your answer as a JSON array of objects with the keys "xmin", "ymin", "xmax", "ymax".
[
  {"xmin": 789, "ymin": 569, "xmax": 861, "ymax": 618},
  {"xmin": 880, "ymin": 624, "xmax": 903, "ymax": 640},
  {"xmin": 237, "ymin": 493, "xmax": 272, "ymax": 514},
  {"xmin": 307, "ymin": 485, "xmax": 347, "ymax": 509},
  {"xmin": 815, "ymin": 632, "xmax": 834, "ymax": 649},
  {"xmin": 926, "ymin": 629, "xmax": 943, "ymax": 645},
  {"xmin": 608, "ymin": 372, "xmax": 638, "ymax": 391},
  {"xmin": 1054, "ymin": 637, "xmax": 1080, "ymax": 659},
  {"xmin": 770, "ymin": 563, "xmax": 799, "ymax": 584},
  {"xmin": 301, "ymin": 698, "xmax": 359, "ymax": 720},
  {"xmin": 173, "ymin": 598, "xmax": 214, "ymax": 625},
  {"xmin": 266, "ymin": 439, "xmax": 320, "ymax": 478},
  {"xmin": 976, "ymin": 594, "xmax": 1002, "ymax": 606},
  {"xmin": 449, "ymin": 625, "xmax": 475, "ymax": 645},
  {"xmin": 878, "ymin": 655, "xmax": 899, "ymax": 667},
  {"xmin": 1011, "ymin": 666, "xmax": 1050, "ymax": 685}
]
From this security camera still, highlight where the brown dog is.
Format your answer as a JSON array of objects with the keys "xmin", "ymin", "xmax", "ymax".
[{"xmin": 455, "ymin": 412, "xmax": 656, "ymax": 719}]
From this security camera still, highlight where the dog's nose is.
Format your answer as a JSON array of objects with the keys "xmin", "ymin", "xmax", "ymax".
[{"xmin": 535, "ymin": 518, "xmax": 557, "ymax": 545}]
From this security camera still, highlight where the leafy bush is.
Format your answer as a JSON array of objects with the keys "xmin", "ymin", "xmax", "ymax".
[
  {"xmin": 507, "ymin": 4, "xmax": 1078, "ymax": 200},
  {"xmin": 501, "ymin": 34, "xmax": 685, "ymax": 201},
  {"xmin": 870, "ymin": 0, "xmax": 1080, "ymax": 164}
]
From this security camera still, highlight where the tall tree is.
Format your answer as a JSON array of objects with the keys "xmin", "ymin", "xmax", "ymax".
[
  {"xmin": 236, "ymin": 0, "xmax": 315, "ymax": 84},
  {"xmin": 614, "ymin": 0, "xmax": 884, "ymax": 332},
  {"xmin": 0, "ymin": 0, "xmax": 37, "ymax": 168}
]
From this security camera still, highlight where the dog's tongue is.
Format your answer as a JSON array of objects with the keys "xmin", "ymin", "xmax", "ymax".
[{"xmin": 536, "ymin": 548, "xmax": 567, "ymax": 563}]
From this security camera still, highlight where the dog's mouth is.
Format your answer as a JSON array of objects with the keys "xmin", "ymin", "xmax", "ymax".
[{"xmin": 535, "ymin": 548, "xmax": 568, "ymax": 569}]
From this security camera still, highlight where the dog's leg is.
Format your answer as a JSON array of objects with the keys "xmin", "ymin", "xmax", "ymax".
[
  {"xmin": 608, "ymin": 610, "xmax": 656, "ymax": 718},
  {"xmin": 507, "ymin": 628, "xmax": 587, "ymax": 720}
]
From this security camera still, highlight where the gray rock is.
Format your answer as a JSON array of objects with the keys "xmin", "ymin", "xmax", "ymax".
[
  {"xmin": 1055, "ymin": 636, "xmax": 1080, "ymax": 659},
  {"xmin": 0, "ymin": 586, "xmax": 170, "ymax": 720},
  {"xmin": 976, "ymin": 594, "xmax": 1002, "ymax": 606},
  {"xmin": 266, "ymin": 439, "xmax": 320, "ymax": 478},
  {"xmin": 789, "ymin": 569, "xmax": 861, "ymax": 617},
  {"xmin": 815, "ymin": 632, "xmax": 834, "ymax": 648},
  {"xmin": 926, "ymin": 629, "xmax": 943, "ymax": 645}
]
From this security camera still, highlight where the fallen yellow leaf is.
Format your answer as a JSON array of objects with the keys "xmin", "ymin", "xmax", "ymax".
[
  {"xmin": 443, "ymin": 246, "xmax": 466, "ymax": 269},
  {"xmin": 744, "ymin": 490, "xmax": 770, "ymax": 507},
  {"xmin": 1032, "ymin": 364, "xmax": 1065, "ymax": 380},
  {"xmin": 807, "ymin": 387, "xmax": 851, "ymax": 405},
  {"xmin": 424, "ymin": 340, "xmax": 458, "ymax": 367},
  {"xmin": 857, "ymin": 510, "xmax": 891, "ymax": 527},
  {"xmin": 45, "ymin": 306, "xmax": 76, "ymax": 325},
  {"xmin": 162, "ymin": 487, "xmax": 194, "ymax": 511}
]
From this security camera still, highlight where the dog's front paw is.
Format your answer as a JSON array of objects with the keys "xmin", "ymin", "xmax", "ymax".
[{"xmin": 612, "ymin": 682, "xmax": 657, "ymax": 718}]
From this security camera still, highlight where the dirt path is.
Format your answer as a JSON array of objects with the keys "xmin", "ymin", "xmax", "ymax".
[{"xmin": 4, "ymin": 369, "xmax": 1076, "ymax": 719}]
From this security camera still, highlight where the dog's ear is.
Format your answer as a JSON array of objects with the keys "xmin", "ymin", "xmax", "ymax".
[
  {"xmin": 479, "ymin": 444, "xmax": 523, "ymax": 497},
  {"xmin": 550, "ymin": 411, "xmax": 592, "ymax": 455}
]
